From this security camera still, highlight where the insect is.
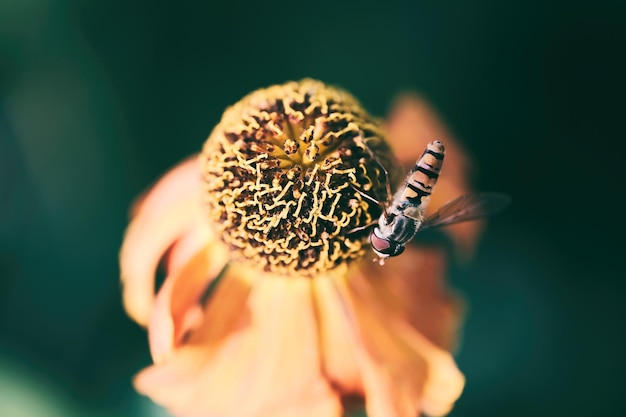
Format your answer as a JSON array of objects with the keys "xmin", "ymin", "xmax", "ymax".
[{"xmin": 352, "ymin": 140, "xmax": 511, "ymax": 265}]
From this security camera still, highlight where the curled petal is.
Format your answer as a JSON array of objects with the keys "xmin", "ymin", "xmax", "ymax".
[
  {"xmin": 317, "ymin": 271, "xmax": 464, "ymax": 417},
  {"xmin": 120, "ymin": 156, "xmax": 204, "ymax": 326},
  {"xmin": 148, "ymin": 238, "xmax": 230, "ymax": 363},
  {"xmin": 135, "ymin": 269, "xmax": 254, "ymax": 412},
  {"xmin": 136, "ymin": 269, "xmax": 342, "ymax": 417},
  {"xmin": 313, "ymin": 275, "xmax": 362, "ymax": 394},
  {"xmin": 361, "ymin": 246, "xmax": 464, "ymax": 351},
  {"xmin": 349, "ymin": 271, "xmax": 464, "ymax": 417},
  {"xmin": 165, "ymin": 217, "xmax": 214, "ymax": 278}
]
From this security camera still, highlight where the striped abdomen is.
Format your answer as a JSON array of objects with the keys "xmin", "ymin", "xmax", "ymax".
[{"xmin": 398, "ymin": 140, "xmax": 445, "ymax": 208}]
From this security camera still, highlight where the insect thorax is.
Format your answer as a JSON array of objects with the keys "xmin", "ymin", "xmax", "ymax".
[{"xmin": 377, "ymin": 210, "xmax": 422, "ymax": 245}]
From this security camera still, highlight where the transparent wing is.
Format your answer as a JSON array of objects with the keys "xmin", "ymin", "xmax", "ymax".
[
  {"xmin": 421, "ymin": 192, "xmax": 511, "ymax": 230},
  {"xmin": 402, "ymin": 205, "xmax": 423, "ymax": 221}
]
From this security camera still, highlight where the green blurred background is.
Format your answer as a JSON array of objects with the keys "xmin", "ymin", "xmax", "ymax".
[{"xmin": 1, "ymin": 0, "xmax": 624, "ymax": 416}]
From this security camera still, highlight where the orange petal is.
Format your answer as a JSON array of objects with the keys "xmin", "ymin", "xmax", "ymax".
[
  {"xmin": 148, "ymin": 238, "xmax": 230, "ymax": 363},
  {"xmin": 313, "ymin": 275, "xmax": 362, "ymax": 394},
  {"xmin": 165, "ymin": 217, "xmax": 214, "ymax": 278},
  {"xmin": 135, "ymin": 270, "xmax": 254, "ymax": 412},
  {"xmin": 120, "ymin": 156, "xmax": 204, "ymax": 326},
  {"xmin": 386, "ymin": 94, "xmax": 470, "ymax": 172},
  {"xmin": 360, "ymin": 246, "xmax": 464, "ymax": 351},
  {"xmin": 136, "ymin": 271, "xmax": 342, "ymax": 417},
  {"xmin": 323, "ymin": 272, "xmax": 464, "ymax": 417}
]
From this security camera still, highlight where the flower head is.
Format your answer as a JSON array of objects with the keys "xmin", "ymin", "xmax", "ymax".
[
  {"xmin": 200, "ymin": 79, "xmax": 396, "ymax": 277},
  {"xmin": 120, "ymin": 79, "xmax": 477, "ymax": 417}
]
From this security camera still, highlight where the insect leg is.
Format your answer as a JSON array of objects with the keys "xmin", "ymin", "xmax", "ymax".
[
  {"xmin": 346, "ymin": 220, "xmax": 378, "ymax": 235},
  {"xmin": 356, "ymin": 136, "xmax": 394, "ymax": 205},
  {"xmin": 350, "ymin": 183, "xmax": 383, "ymax": 207}
]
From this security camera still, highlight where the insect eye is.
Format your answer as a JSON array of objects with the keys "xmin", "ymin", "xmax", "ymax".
[
  {"xmin": 370, "ymin": 233, "xmax": 391, "ymax": 254},
  {"xmin": 369, "ymin": 233, "xmax": 405, "ymax": 257}
]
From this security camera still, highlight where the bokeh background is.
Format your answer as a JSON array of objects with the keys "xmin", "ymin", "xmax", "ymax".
[{"xmin": 1, "ymin": 0, "xmax": 624, "ymax": 416}]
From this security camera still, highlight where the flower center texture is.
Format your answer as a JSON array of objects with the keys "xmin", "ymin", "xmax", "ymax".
[{"xmin": 201, "ymin": 79, "xmax": 396, "ymax": 277}]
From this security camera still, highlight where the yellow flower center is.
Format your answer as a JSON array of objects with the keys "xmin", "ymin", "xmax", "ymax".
[{"xmin": 201, "ymin": 79, "xmax": 395, "ymax": 277}]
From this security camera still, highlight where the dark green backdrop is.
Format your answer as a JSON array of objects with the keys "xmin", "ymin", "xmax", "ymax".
[{"xmin": 1, "ymin": 1, "xmax": 624, "ymax": 416}]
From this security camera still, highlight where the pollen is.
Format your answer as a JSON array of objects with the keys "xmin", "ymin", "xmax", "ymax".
[{"xmin": 201, "ymin": 79, "xmax": 396, "ymax": 277}]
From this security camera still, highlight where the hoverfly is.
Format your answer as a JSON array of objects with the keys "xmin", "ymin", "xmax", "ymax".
[{"xmin": 352, "ymin": 140, "xmax": 510, "ymax": 265}]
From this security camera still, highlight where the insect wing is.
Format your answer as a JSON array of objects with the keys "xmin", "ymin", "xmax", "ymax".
[
  {"xmin": 401, "ymin": 205, "xmax": 423, "ymax": 220},
  {"xmin": 421, "ymin": 192, "xmax": 511, "ymax": 230}
]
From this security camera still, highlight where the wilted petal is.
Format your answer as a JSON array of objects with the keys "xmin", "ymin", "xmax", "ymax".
[
  {"xmin": 361, "ymin": 245, "xmax": 464, "ymax": 351},
  {"xmin": 318, "ymin": 272, "xmax": 464, "ymax": 417},
  {"xmin": 120, "ymin": 156, "xmax": 204, "ymax": 326},
  {"xmin": 313, "ymin": 275, "xmax": 362, "ymax": 393},
  {"xmin": 148, "ymin": 238, "xmax": 230, "ymax": 363},
  {"xmin": 165, "ymin": 217, "xmax": 214, "ymax": 278},
  {"xmin": 136, "ymin": 269, "xmax": 342, "ymax": 417},
  {"xmin": 350, "ymin": 273, "xmax": 464, "ymax": 417},
  {"xmin": 135, "ymin": 269, "xmax": 253, "ymax": 411}
]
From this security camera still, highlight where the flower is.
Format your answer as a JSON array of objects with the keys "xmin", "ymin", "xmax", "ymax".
[{"xmin": 120, "ymin": 80, "xmax": 480, "ymax": 417}]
